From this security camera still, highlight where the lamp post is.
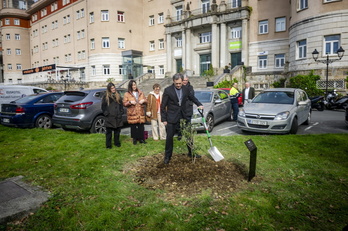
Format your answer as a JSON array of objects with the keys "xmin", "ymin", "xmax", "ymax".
[
  {"xmin": 61, "ymin": 75, "xmax": 68, "ymax": 91},
  {"xmin": 312, "ymin": 46, "xmax": 345, "ymax": 97}
]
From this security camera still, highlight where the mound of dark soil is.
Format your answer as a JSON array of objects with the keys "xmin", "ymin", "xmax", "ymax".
[{"xmin": 125, "ymin": 153, "xmax": 247, "ymax": 200}]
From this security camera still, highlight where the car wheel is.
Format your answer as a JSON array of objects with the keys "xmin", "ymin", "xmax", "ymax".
[
  {"xmin": 303, "ymin": 111, "xmax": 311, "ymax": 125},
  {"xmin": 90, "ymin": 115, "xmax": 106, "ymax": 134},
  {"xmin": 206, "ymin": 114, "xmax": 214, "ymax": 132},
  {"xmin": 289, "ymin": 117, "xmax": 298, "ymax": 134},
  {"xmin": 35, "ymin": 114, "xmax": 52, "ymax": 129}
]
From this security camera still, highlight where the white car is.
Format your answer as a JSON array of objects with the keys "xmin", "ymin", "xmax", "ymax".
[{"xmin": 237, "ymin": 88, "xmax": 311, "ymax": 134}]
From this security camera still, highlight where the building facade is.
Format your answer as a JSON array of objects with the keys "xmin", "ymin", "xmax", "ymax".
[{"xmin": 0, "ymin": 0, "xmax": 347, "ymax": 91}]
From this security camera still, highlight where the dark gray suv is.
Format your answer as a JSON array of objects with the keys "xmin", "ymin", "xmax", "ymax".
[{"xmin": 53, "ymin": 88, "xmax": 126, "ymax": 133}]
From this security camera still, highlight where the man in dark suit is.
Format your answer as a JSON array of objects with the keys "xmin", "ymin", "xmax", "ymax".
[
  {"xmin": 161, "ymin": 73, "xmax": 203, "ymax": 164},
  {"xmin": 241, "ymin": 82, "xmax": 255, "ymax": 105}
]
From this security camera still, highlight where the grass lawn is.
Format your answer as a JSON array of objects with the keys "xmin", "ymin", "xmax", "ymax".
[{"xmin": 0, "ymin": 125, "xmax": 347, "ymax": 231}]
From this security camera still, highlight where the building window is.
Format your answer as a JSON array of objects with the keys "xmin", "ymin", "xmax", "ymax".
[
  {"xmin": 51, "ymin": 2, "xmax": 58, "ymax": 11},
  {"xmin": 298, "ymin": 39, "xmax": 307, "ymax": 59},
  {"xmin": 90, "ymin": 38, "xmax": 95, "ymax": 49},
  {"xmin": 231, "ymin": 27, "xmax": 242, "ymax": 39},
  {"xmin": 158, "ymin": 13, "xmax": 164, "ymax": 24},
  {"xmin": 81, "ymin": 30, "xmax": 85, "ymax": 39},
  {"xmin": 19, "ymin": 0, "xmax": 27, "ymax": 10},
  {"xmin": 66, "ymin": 15, "xmax": 70, "ymax": 23},
  {"xmin": 176, "ymin": 5, "xmax": 183, "ymax": 21},
  {"xmin": 89, "ymin": 12, "xmax": 94, "ymax": 23},
  {"xmin": 299, "ymin": 0, "xmax": 308, "ymax": 10},
  {"xmin": 81, "ymin": 9, "xmax": 85, "ymax": 18},
  {"xmin": 118, "ymin": 38, "xmax": 125, "ymax": 49},
  {"xmin": 15, "ymin": 34, "xmax": 20, "ymax": 40},
  {"xmin": 119, "ymin": 65, "xmax": 125, "ymax": 75},
  {"xmin": 8, "ymin": 64, "xmax": 12, "ymax": 70},
  {"xmin": 14, "ymin": 19, "xmax": 20, "ymax": 25},
  {"xmin": 275, "ymin": 17, "xmax": 286, "ymax": 32},
  {"xmin": 259, "ymin": 20, "xmax": 268, "ymax": 34},
  {"xmin": 159, "ymin": 65, "xmax": 164, "ymax": 75},
  {"xmin": 202, "ymin": 0, "xmax": 210, "ymax": 14},
  {"xmin": 82, "ymin": 50, "xmax": 86, "ymax": 59},
  {"xmin": 76, "ymin": 10, "xmax": 80, "ymax": 19},
  {"xmin": 232, "ymin": 0, "xmax": 241, "ymax": 8},
  {"xmin": 41, "ymin": 8, "xmax": 47, "ymax": 17},
  {"xmin": 6, "ymin": 49, "xmax": 11, "ymax": 55},
  {"xmin": 324, "ymin": 35, "xmax": 340, "ymax": 55},
  {"xmin": 159, "ymin": 39, "xmax": 164, "ymax": 50},
  {"xmin": 103, "ymin": 65, "xmax": 110, "ymax": 75},
  {"xmin": 77, "ymin": 51, "xmax": 81, "ymax": 60},
  {"xmin": 77, "ymin": 31, "xmax": 81, "ymax": 40},
  {"xmin": 16, "ymin": 64, "xmax": 22, "ymax": 70},
  {"xmin": 324, "ymin": 0, "xmax": 340, "ymax": 2},
  {"xmin": 63, "ymin": 0, "xmax": 70, "ymax": 6},
  {"xmin": 117, "ymin": 11, "xmax": 125, "ymax": 22},
  {"xmin": 91, "ymin": 65, "xmax": 96, "ymax": 76},
  {"xmin": 258, "ymin": 55, "xmax": 267, "ymax": 69},
  {"xmin": 149, "ymin": 15, "xmax": 155, "ymax": 26},
  {"xmin": 101, "ymin": 10, "xmax": 109, "ymax": 21},
  {"xmin": 102, "ymin": 37, "xmax": 110, "ymax": 48},
  {"xmin": 16, "ymin": 49, "xmax": 21, "ymax": 55},
  {"xmin": 275, "ymin": 54, "xmax": 285, "ymax": 68},
  {"xmin": 5, "ymin": 19, "xmax": 10, "ymax": 25},
  {"xmin": 150, "ymin": 41, "xmax": 155, "ymax": 51},
  {"xmin": 176, "ymin": 37, "xmax": 182, "ymax": 47},
  {"xmin": 17, "ymin": 79, "xmax": 22, "ymax": 84},
  {"xmin": 199, "ymin": 32, "xmax": 212, "ymax": 43},
  {"xmin": 6, "ymin": 34, "xmax": 10, "ymax": 40}
]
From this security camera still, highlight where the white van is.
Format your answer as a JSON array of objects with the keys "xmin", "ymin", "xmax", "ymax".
[{"xmin": 0, "ymin": 85, "xmax": 48, "ymax": 112}]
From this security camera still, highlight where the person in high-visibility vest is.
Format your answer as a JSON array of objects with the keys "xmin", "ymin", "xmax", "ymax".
[{"xmin": 229, "ymin": 82, "xmax": 240, "ymax": 121}]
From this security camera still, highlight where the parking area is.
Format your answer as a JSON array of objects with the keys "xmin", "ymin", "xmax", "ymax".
[{"xmin": 124, "ymin": 109, "xmax": 348, "ymax": 137}]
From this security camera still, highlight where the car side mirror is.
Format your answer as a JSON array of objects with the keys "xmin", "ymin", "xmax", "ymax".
[
  {"xmin": 298, "ymin": 101, "xmax": 307, "ymax": 106},
  {"xmin": 214, "ymin": 99, "xmax": 222, "ymax": 104}
]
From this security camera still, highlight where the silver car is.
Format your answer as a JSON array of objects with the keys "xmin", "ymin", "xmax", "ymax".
[
  {"xmin": 191, "ymin": 89, "xmax": 232, "ymax": 132},
  {"xmin": 237, "ymin": 88, "xmax": 311, "ymax": 134},
  {"xmin": 53, "ymin": 88, "xmax": 126, "ymax": 133}
]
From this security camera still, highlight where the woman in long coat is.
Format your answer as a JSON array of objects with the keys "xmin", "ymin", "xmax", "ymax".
[
  {"xmin": 101, "ymin": 82, "xmax": 124, "ymax": 149},
  {"xmin": 123, "ymin": 80, "xmax": 147, "ymax": 145}
]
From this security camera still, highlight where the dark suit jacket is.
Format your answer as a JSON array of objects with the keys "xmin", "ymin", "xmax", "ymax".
[
  {"xmin": 242, "ymin": 87, "xmax": 255, "ymax": 102},
  {"xmin": 161, "ymin": 84, "xmax": 202, "ymax": 124},
  {"xmin": 184, "ymin": 82, "xmax": 194, "ymax": 117}
]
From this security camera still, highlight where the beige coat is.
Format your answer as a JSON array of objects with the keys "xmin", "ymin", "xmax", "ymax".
[
  {"xmin": 123, "ymin": 90, "xmax": 147, "ymax": 124},
  {"xmin": 146, "ymin": 91, "xmax": 163, "ymax": 121}
]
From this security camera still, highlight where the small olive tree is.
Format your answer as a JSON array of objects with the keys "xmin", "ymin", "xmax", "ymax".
[{"xmin": 180, "ymin": 119, "xmax": 200, "ymax": 163}]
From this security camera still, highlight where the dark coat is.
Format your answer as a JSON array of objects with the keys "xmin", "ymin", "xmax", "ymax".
[
  {"xmin": 161, "ymin": 84, "xmax": 202, "ymax": 124},
  {"xmin": 242, "ymin": 87, "xmax": 256, "ymax": 102},
  {"xmin": 101, "ymin": 95, "xmax": 124, "ymax": 128},
  {"xmin": 184, "ymin": 82, "xmax": 194, "ymax": 117}
]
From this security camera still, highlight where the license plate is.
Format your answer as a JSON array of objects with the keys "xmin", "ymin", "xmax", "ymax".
[
  {"xmin": 59, "ymin": 108, "xmax": 70, "ymax": 113},
  {"xmin": 247, "ymin": 120, "xmax": 267, "ymax": 125},
  {"xmin": 2, "ymin": 118, "xmax": 10, "ymax": 123}
]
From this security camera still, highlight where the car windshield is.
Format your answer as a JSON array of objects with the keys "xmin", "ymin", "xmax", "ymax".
[
  {"xmin": 252, "ymin": 91, "xmax": 294, "ymax": 104},
  {"xmin": 194, "ymin": 91, "xmax": 213, "ymax": 103}
]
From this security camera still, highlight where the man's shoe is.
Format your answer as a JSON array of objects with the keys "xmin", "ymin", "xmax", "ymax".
[
  {"xmin": 115, "ymin": 143, "xmax": 121, "ymax": 147},
  {"xmin": 164, "ymin": 158, "xmax": 170, "ymax": 164},
  {"xmin": 139, "ymin": 140, "xmax": 147, "ymax": 144},
  {"xmin": 177, "ymin": 136, "xmax": 182, "ymax": 141},
  {"xmin": 106, "ymin": 146, "xmax": 112, "ymax": 149},
  {"xmin": 133, "ymin": 139, "xmax": 137, "ymax": 145}
]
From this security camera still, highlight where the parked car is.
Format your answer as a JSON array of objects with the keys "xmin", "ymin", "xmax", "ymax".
[
  {"xmin": 218, "ymin": 88, "xmax": 243, "ymax": 106},
  {"xmin": 52, "ymin": 88, "xmax": 127, "ymax": 133},
  {"xmin": 191, "ymin": 89, "xmax": 232, "ymax": 132},
  {"xmin": 0, "ymin": 85, "xmax": 48, "ymax": 112},
  {"xmin": 237, "ymin": 88, "xmax": 311, "ymax": 134},
  {"xmin": 0, "ymin": 92, "xmax": 63, "ymax": 129}
]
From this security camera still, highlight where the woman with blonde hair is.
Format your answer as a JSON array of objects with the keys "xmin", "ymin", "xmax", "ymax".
[
  {"xmin": 101, "ymin": 82, "xmax": 124, "ymax": 149},
  {"xmin": 123, "ymin": 80, "xmax": 147, "ymax": 145}
]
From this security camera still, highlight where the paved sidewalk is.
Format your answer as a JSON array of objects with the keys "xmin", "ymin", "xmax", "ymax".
[{"xmin": 0, "ymin": 176, "xmax": 49, "ymax": 224}]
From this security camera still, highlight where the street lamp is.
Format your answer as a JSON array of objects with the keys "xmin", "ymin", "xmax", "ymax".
[{"xmin": 312, "ymin": 46, "xmax": 345, "ymax": 97}]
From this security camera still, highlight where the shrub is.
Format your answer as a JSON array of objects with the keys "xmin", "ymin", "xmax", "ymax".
[{"xmin": 289, "ymin": 71, "xmax": 324, "ymax": 96}]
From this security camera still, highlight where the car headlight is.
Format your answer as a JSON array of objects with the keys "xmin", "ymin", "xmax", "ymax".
[
  {"xmin": 274, "ymin": 111, "xmax": 290, "ymax": 120},
  {"xmin": 238, "ymin": 109, "xmax": 245, "ymax": 117}
]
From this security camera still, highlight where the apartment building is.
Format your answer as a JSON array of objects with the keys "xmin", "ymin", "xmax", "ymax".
[{"xmin": 0, "ymin": 0, "xmax": 347, "ymax": 91}]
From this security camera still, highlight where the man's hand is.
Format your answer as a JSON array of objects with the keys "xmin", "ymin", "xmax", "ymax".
[
  {"xmin": 163, "ymin": 121, "xmax": 167, "ymax": 126},
  {"xmin": 198, "ymin": 106, "xmax": 204, "ymax": 110}
]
